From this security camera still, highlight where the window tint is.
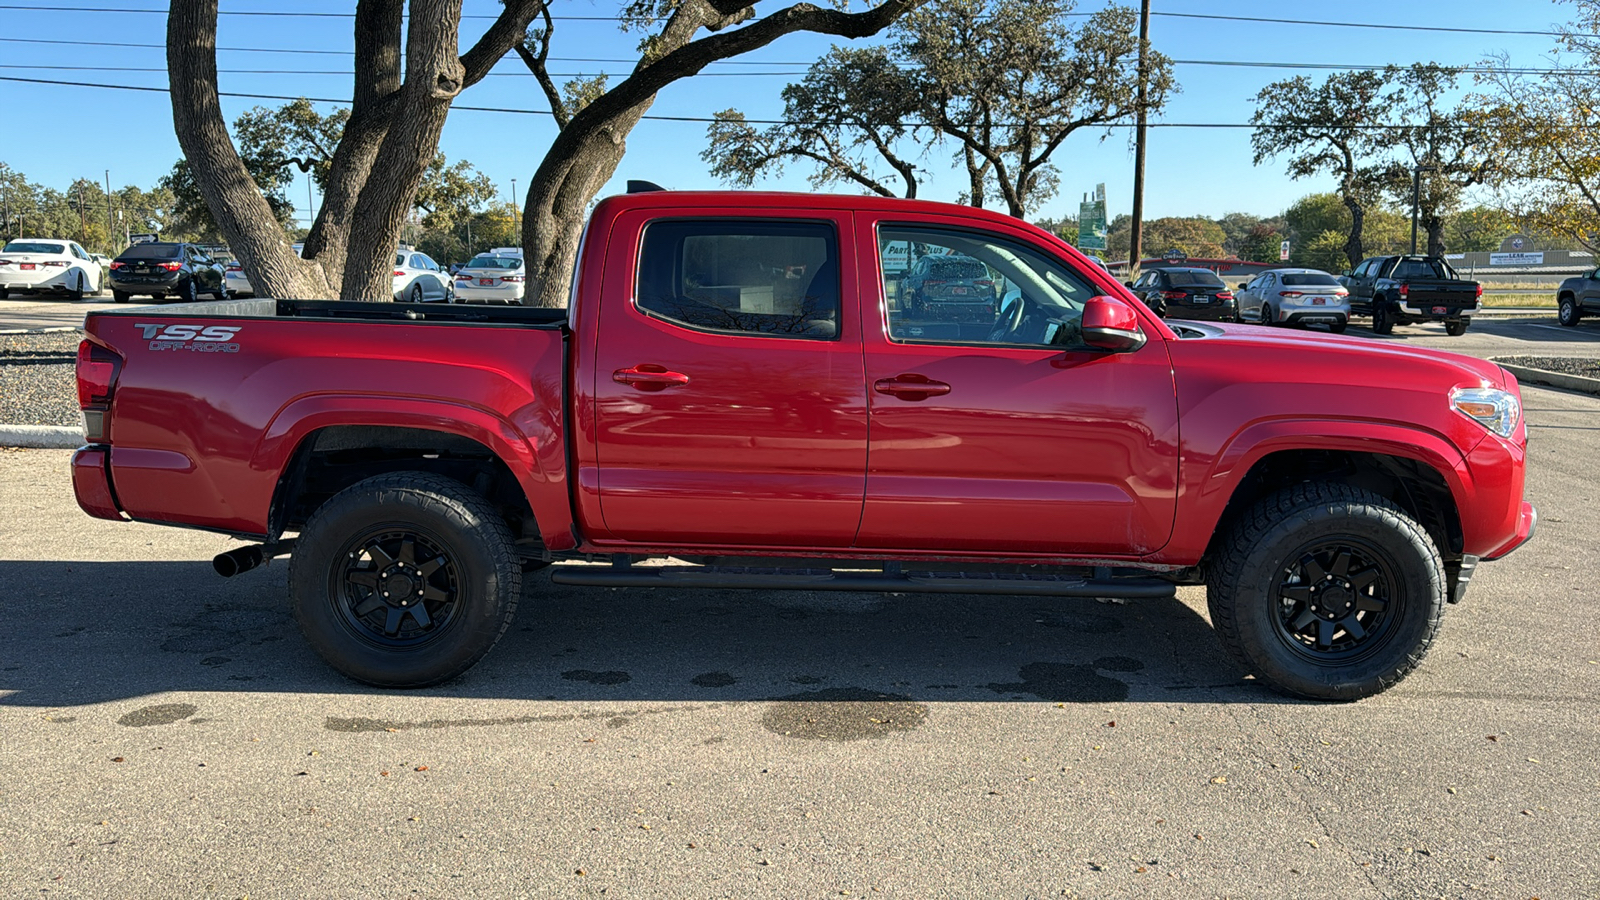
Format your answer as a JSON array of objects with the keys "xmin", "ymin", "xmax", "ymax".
[
  {"xmin": 467, "ymin": 255, "xmax": 522, "ymax": 269},
  {"xmin": 636, "ymin": 219, "xmax": 839, "ymax": 339},
  {"xmin": 1281, "ymin": 273, "xmax": 1340, "ymax": 286},
  {"xmin": 1166, "ymin": 271, "xmax": 1225, "ymax": 287},
  {"xmin": 880, "ymin": 225, "xmax": 1096, "ymax": 349},
  {"xmin": 3, "ymin": 241, "xmax": 66, "ymax": 255},
  {"xmin": 926, "ymin": 258, "xmax": 988, "ymax": 279},
  {"xmin": 120, "ymin": 243, "xmax": 182, "ymax": 260},
  {"xmin": 1392, "ymin": 259, "xmax": 1448, "ymax": 279}
]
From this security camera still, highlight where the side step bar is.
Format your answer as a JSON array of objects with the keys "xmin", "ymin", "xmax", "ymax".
[{"xmin": 548, "ymin": 565, "xmax": 1176, "ymax": 599}]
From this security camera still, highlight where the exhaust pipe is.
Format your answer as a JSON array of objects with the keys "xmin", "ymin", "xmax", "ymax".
[{"xmin": 213, "ymin": 540, "xmax": 295, "ymax": 578}]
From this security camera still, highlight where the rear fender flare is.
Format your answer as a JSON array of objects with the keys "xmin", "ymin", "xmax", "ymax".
[{"xmin": 252, "ymin": 394, "xmax": 575, "ymax": 552}]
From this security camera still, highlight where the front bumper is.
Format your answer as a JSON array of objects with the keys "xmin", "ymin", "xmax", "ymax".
[{"xmin": 1483, "ymin": 502, "xmax": 1537, "ymax": 561}]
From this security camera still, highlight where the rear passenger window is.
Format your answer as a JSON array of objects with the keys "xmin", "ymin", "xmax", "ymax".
[{"xmin": 635, "ymin": 220, "xmax": 839, "ymax": 339}]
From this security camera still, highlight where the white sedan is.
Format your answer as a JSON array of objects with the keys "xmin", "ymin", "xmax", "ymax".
[
  {"xmin": 0, "ymin": 238, "xmax": 103, "ymax": 300},
  {"xmin": 224, "ymin": 242, "xmax": 304, "ymax": 298},
  {"xmin": 451, "ymin": 251, "xmax": 525, "ymax": 303},
  {"xmin": 393, "ymin": 249, "xmax": 452, "ymax": 302}
]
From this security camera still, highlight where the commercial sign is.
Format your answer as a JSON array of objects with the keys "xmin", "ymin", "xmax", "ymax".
[
  {"xmin": 1077, "ymin": 183, "xmax": 1107, "ymax": 252},
  {"xmin": 1280, "ymin": 240, "xmax": 1291, "ymax": 261},
  {"xmin": 1489, "ymin": 252, "xmax": 1545, "ymax": 266}
]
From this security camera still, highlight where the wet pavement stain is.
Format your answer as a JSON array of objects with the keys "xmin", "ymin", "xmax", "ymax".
[
  {"xmin": 118, "ymin": 703, "xmax": 199, "ymax": 727},
  {"xmin": 1032, "ymin": 609, "xmax": 1124, "ymax": 634},
  {"xmin": 762, "ymin": 687, "xmax": 929, "ymax": 741},
  {"xmin": 691, "ymin": 672, "xmax": 737, "ymax": 688},
  {"xmin": 561, "ymin": 669, "xmax": 631, "ymax": 686},
  {"xmin": 1094, "ymin": 656, "xmax": 1145, "ymax": 673},
  {"xmin": 986, "ymin": 660, "xmax": 1135, "ymax": 703}
]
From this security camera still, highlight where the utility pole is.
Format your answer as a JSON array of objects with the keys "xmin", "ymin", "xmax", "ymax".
[
  {"xmin": 510, "ymin": 178, "xmax": 519, "ymax": 234},
  {"xmin": 75, "ymin": 183, "xmax": 87, "ymax": 240},
  {"xmin": 1409, "ymin": 165, "xmax": 1436, "ymax": 255},
  {"xmin": 104, "ymin": 170, "xmax": 113, "ymax": 252},
  {"xmin": 1128, "ymin": 0, "xmax": 1151, "ymax": 281}
]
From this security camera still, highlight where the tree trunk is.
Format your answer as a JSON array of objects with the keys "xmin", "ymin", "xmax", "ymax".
[
  {"xmin": 342, "ymin": 0, "xmax": 469, "ymax": 303},
  {"xmin": 168, "ymin": 0, "xmax": 334, "ymax": 299},
  {"xmin": 1341, "ymin": 194, "xmax": 1366, "ymax": 268},
  {"xmin": 1425, "ymin": 215, "xmax": 1446, "ymax": 258}
]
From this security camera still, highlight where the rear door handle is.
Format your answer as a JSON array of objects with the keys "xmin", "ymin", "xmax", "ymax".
[
  {"xmin": 613, "ymin": 364, "xmax": 690, "ymax": 390},
  {"xmin": 874, "ymin": 374, "xmax": 951, "ymax": 400}
]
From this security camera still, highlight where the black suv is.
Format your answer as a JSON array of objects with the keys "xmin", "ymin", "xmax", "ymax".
[
  {"xmin": 1127, "ymin": 267, "xmax": 1237, "ymax": 322},
  {"xmin": 108, "ymin": 242, "xmax": 228, "ymax": 304},
  {"xmin": 899, "ymin": 254, "xmax": 998, "ymax": 321}
]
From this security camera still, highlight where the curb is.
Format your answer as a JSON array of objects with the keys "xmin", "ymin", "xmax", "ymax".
[
  {"xmin": 1493, "ymin": 360, "xmax": 1600, "ymax": 397},
  {"xmin": 0, "ymin": 326, "xmax": 82, "ymax": 336},
  {"xmin": 0, "ymin": 425, "xmax": 82, "ymax": 449}
]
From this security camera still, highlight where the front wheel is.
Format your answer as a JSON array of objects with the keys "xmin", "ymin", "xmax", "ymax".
[
  {"xmin": 410, "ymin": 282, "xmax": 425, "ymax": 303},
  {"xmin": 1444, "ymin": 319, "xmax": 1468, "ymax": 337},
  {"xmin": 1558, "ymin": 296, "xmax": 1581, "ymax": 327},
  {"xmin": 1206, "ymin": 482, "xmax": 1445, "ymax": 701},
  {"xmin": 289, "ymin": 472, "xmax": 523, "ymax": 688}
]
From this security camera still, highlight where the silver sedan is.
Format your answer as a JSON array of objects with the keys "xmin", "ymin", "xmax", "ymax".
[{"xmin": 1237, "ymin": 268, "xmax": 1350, "ymax": 333}]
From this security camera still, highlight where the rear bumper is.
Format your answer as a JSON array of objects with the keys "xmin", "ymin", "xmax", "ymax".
[
  {"xmin": 453, "ymin": 283, "xmax": 524, "ymax": 302},
  {"xmin": 1, "ymin": 269, "xmax": 74, "ymax": 290},
  {"xmin": 1281, "ymin": 309, "xmax": 1348, "ymax": 325},
  {"xmin": 1168, "ymin": 304, "xmax": 1237, "ymax": 322},
  {"xmin": 72, "ymin": 445, "xmax": 125, "ymax": 521},
  {"xmin": 108, "ymin": 273, "xmax": 181, "ymax": 294},
  {"xmin": 1399, "ymin": 301, "xmax": 1477, "ymax": 320}
]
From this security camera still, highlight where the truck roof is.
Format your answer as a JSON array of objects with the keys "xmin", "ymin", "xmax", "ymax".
[{"xmin": 594, "ymin": 190, "xmax": 1055, "ymax": 235}]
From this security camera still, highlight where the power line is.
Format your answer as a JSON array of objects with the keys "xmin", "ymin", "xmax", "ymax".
[
  {"xmin": 5, "ymin": 73, "xmax": 1580, "ymax": 130},
  {"xmin": 0, "ymin": 63, "xmax": 797, "ymax": 78}
]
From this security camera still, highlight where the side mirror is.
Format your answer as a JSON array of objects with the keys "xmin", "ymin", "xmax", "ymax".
[
  {"xmin": 1236, "ymin": 282, "xmax": 1249, "ymax": 291},
  {"xmin": 1122, "ymin": 280, "xmax": 1135, "ymax": 289},
  {"xmin": 1081, "ymin": 295, "xmax": 1147, "ymax": 353}
]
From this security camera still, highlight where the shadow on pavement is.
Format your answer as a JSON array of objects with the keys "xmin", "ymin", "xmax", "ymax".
[{"xmin": 0, "ymin": 559, "xmax": 1290, "ymax": 709}]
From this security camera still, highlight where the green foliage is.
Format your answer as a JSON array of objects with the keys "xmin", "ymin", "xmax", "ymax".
[
  {"xmin": 1237, "ymin": 224, "xmax": 1285, "ymax": 264},
  {"xmin": 1295, "ymin": 231, "xmax": 1350, "ymax": 272},
  {"xmin": 0, "ymin": 162, "xmax": 175, "ymax": 254}
]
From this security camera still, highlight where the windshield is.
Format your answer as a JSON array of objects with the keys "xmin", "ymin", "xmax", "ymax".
[
  {"xmin": 1167, "ymin": 271, "xmax": 1225, "ymax": 287},
  {"xmin": 1281, "ymin": 273, "xmax": 1340, "ymax": 286},
  {"xmin": 2, "ymin": 241, "xmax": 65, "ymax": 255},
  {"xmin": 466, "ymin": 255, "xmax": 522, "ymax": 269},
  {"xmin": 120, "ymin": 243, "xmax": 182, "ymax": 260}
]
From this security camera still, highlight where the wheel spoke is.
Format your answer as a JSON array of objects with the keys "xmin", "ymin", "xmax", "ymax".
[
  {"xmin": 383, "ymin": 606, "xmax": 405, "ymax": 636},
  {"xmin": 1330, "ymin": 549, "xmax": 1353, "ymax": 578},
  {"xmin": 408, "ymin": 604, "xmax": 432, "ymax": 630},
  {"xmin": 1340, "ymin": 616, "xmax": 1367, "ymax": 641},
  {"xmin": 1302, "ymin": 555, "xmax": 1328, "ymax": 582},
  {"xmin": 1349, "ymin": 566, "xmax": 1382, "ymax": 592},
  {"xmin": 1316, "ymin": 619, "xmax": 1336, "ymax": 647},
  {"xmin": 1356, "ymin": 594, "xmax": 1387, "ymax": 613},
  {"xmin": 353, "ymin": 596, "xmax": 386, "ymax": 617},
  {"xmin": 422, "ymin": 585, "xmax": 450, "ymax": 603},
  {"xmin": 418, "ymin": 555, "xmax": 445, "ymax": 577},
  {"xmin": 367, "ymin": 544, "xmax": 397, "ymax": 568},
  {"xmin": 1281, "ymin": 584, "xmax": 1312, "ymax": 604},
  {"xmin": 398, "ymin": 539, "xmax": 417, "ymax": 567},
  {"xmin": 347, "ymin": 570, "xmax": 379, "ymax": 589},
  {"xmin": 1291, "ymin": 608, "xmax": 1318, "ymax": 631}
]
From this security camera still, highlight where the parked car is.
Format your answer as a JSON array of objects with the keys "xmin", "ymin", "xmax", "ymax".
[
  {"xmin": 1556, "ymin": 267, "xmax": 1600, "ymax": 327},
  {"xmin": 1236, "ymin": 268, "xmax": 1350, "ymax": 332},
  {"xmin": 452, "ymin": 252, "xmax": 526, "ymax": 304},
  {"xmin": 1340, "ymin": 256, "xmax": 1481, "ymax": 336},
  {"xmin": 224, "ymin": 242, "xmax": 305, "ymax": 298},
  {"xmin": 0, "ymin": 238, "xmax": 103, "ymax": 300},
  {"xmin": 1126, "ymin": 266, "xmax": 1237, "ymax": 321},
  {"xmin": 898, "ymin": 253, "xmax": 998, "ymax": 320},
  {"xmin": 107, "ymin": 242, "xmax": 227, "ymax": 304},
  {"xmin": 72, "ymin": 189, "xmax": 1535, "ymax": 702},
  {"xmin": 393, "ymin": 250, "xmax": 452, "ymax": 302}
]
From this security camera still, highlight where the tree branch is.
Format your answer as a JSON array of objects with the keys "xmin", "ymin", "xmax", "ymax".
[{"xmin": 461, "ymin": 0, "xmax": 548, "ymax": 87}]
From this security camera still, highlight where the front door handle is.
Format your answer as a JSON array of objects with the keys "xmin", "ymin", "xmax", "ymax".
[
  {"xmin": 613, "ymin": 364, "xmax": 690, "ymax": 390},
  {"xmin": 874, "ymin": 374, "xmax": 951, "ymax": 400}
]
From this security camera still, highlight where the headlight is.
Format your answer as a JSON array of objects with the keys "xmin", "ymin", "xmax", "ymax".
[{"xmin": 1450, "ymin": 386, "xmax": 1520, "ymax": 438}]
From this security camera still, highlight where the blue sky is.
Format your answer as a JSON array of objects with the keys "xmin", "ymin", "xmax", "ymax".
[{"xmin": 0, "ymin": 0, "xmax": 1576, "ymax": 227}]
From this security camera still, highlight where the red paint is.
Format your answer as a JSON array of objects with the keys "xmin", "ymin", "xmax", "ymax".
[{"xmin": 75, "ymin": 190, "xmax": 1530, "ymax": 569}]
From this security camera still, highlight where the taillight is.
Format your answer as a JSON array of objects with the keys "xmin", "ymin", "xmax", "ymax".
[
  {"xmin": 43, "ymin": 260, "xmax": 69, "ymax": 268},
  {"xmin": 975, "ymin": 279, "xmax": 993, "ymax": 287},
  {"xmin": 1160, "ymin": 290, "xmax": 1186, "ymax": 300},
  {"xmin": 158, "ymin": 261, "xmax": 182, "ymax": 272},
  {"xmin": 1475, "ymin": 283, "xmax": 1484, "ymax": 298},
  {"xmin": 501, "ymin": 275, "xmax": 524, "ymax": 283},
  {"xmin": 110, "ymin": 261, "xmax": 127, "ymax": 270},
  {"xmin": 0, "ymin": 258, "xmax": 12, "ymax": 267},
  {"xmin": 226, "ymin": 264, "xmax": 242, "ymax": 272},
  {"xmin": 1398, "ymin": 284, "xmax": 1409, "ymax": 299},
  {"xmin": 454, "ymin": 273, "xmax": 472, "ymax": 281},
  {"xmin": 1334, "ymin": 289, "xmax": 1349, "ymax": 296},
  {"xmin": 76, "ymin": 340, "xmax": 121, "ymax": 408},
  {"xmin": 1278, "ymin": 290, "xmax": 1303, "ymax": 298},
  {"xmin": 1217, "ymin": 291, "xmax": 1235, "ymax": 301},
  {"xmin": 394, "ymin": 270, "xmax": 405, "ymax": 277}
]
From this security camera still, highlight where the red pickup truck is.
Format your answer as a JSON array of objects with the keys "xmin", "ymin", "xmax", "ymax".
[{"xmin": 71, "ymin": 190, "xmax": 1536, "ymax": 700}]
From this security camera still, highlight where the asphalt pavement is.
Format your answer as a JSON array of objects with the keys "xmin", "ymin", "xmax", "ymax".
[{"xmin": 2, "ymin": 368, "xmax": 1598, "ymax": 895}]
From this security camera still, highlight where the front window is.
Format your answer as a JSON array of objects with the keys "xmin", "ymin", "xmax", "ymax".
[
  {"xmin": 635, "ymin": 219, "xmax": 840, "ymax": 339},
  {"xmin": 880, "ymin": 225, "xmax": 1097, "ymax": 349}
]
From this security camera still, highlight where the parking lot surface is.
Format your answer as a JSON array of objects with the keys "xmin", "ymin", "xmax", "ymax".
[{"xmin": 2, "ymin": 373, "xmax": 1598, "ymax": 896}]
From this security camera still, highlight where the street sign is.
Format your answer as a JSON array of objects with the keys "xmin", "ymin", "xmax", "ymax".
[
  {"xmin": 1280, "ymin": 240, "xmax": 1291, "ymax": 261},
  {"xmin": 129, "ymin": 232, "xmax": 159, "ymax": 245},
  {"xmin": 1077, "ymin": 183, "xmax": 1107, "ymax": 251}
]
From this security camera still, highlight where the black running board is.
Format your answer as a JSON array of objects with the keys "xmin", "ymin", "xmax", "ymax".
[{"xmin": 548, "ymin": 565, "xmax": 1175, "ymax": 599}]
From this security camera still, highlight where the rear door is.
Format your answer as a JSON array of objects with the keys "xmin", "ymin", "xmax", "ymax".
[
  {"xmin": 1584, "ymin": 269, "xmax": 1600, "ymax": 311},
  {"xmin": 855, "ymin": 216, "xmax": 1180, "ymax": 556},
  {"xmin": 590, "ymin": 206, "xmax": 868, "ymax": 546}
]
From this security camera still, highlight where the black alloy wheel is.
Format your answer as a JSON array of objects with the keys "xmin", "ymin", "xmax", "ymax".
[
  {"xmin": 1269, "ymin": 538, "xmax": 1399, "ymax": 665},
  {"xmin": 332, "ymin": 529, "xmax": 463, "ymax": 648}
]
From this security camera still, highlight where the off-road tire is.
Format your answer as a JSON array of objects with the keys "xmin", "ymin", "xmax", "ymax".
[
  {"xmin": 290, "ymin": 472, "xmax": 522, "ymax": 688},
  {"xmin": 1558, "ymin": 296, "xmax": 1580, "ymax": 327},
  {"xmin": 1444, "ymin": 320, "xmax": 1468, "ymax": 337},
  {"xmin": 1371, "ymin": 300, "xmax": 1395, "ymax": 335},
  {"xmin": 1206, "ymin": 482, "xmax": 1445, "ymax": 701}
]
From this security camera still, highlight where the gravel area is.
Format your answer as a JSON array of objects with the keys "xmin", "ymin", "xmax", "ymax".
[
  {"xmin": 1497, "ymin": 356, "xmax": 1600, "ymax": 378},
  {"xmin": 0, "ymin": 331, "xmax": 82, "ymax": 426}
]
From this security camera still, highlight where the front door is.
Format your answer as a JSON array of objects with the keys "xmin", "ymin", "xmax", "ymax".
[
  {"xmin": 591, "ymin": 209, "xmax": 868, "ymax": 546},
  {"xmin": 856, "ymin": 219, "xmax": 1181, "ymax": 557}
]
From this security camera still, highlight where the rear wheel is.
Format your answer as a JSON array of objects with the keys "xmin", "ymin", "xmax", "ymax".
[
  {"xmin": 68, "ymin": 272, "xmax": 84, "ymax": 302},
  {"xmin": 0, "ymin": 287, "xmax": 8, "ymax": 299},
  {"xmin": 290, "ymin": 472, "xmax": 522, "ymax": 688},
  {"xmin": 1206, "ymin": 482, "xmax": 1444, "ymax": 701},
  {"xmin": 179, "ymin": 278, "xmax": 199, "ymax": 304},
  {"xmin": 1371, "ymin": 301, "xmax": 1395, "ymax": 335},
  {"xmin": 1558, "ymin": 296, "xmax": 1581, "ymax": 326},
  {"xmin": 1444, "ymin": 319, "xmax": 1468, "ymax": 337},
  {"xmin": 112, "ymin": 290, "xmax": 131, "ymax": 303},
  {"xmin": 1329, "ymin": 319, "xmax": 1348, "ymax": 334}
]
